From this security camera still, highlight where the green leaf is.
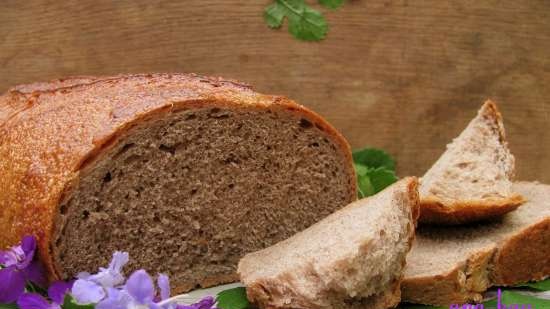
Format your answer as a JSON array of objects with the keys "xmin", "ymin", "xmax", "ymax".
[
  {"xmin": 319, "ymin": 0, "xmax": 345, "ymax": 9},
  {"xmin": 368, "ymin": 167, "xmax": 399, "ymax": 194},
  {"xmin": 26, "ymin": 281, "xmax": 47, "ymax": 295},
  {"xmin": 352, "ymin": 148, "xmax": 396, "ymax": 171},
  {"xmin": 0, "ymin": 304, "xmax": 19, "ymax": 309},
  {"xmin": 62, "ymin": 295, "xmax": 95, "ymax": 309},
  {"xmin": 515, "ymin": 278, "xmax": 550, "ymax": 291},
  {"xmin": 216, "ymin": 287, "xmax": 250, "ymax": 309},
  {"xmin": 264, "ymin": 2, "xmax": 286, "ymax": 28},
  {"xmin": 356, "ymin": 166, "xmax": 399, "ymax": 198},
  {"xmin": 354, "ymin": 163, "xmax": 369, "ymax": 176},
  {"xmin": 398, "ymin": 290, "xmax": 550, "ymax": 309},
  {"xmin": 484, "ymin": 290, "xmax": 550, "ymax": 308},
  {"xmin": 263, "ymin": 0, "xmax": 328, "ymax": 41},
  {"xmin": 356, "ymin": 171, "xmax": 375, "ymax": 198},
  {"xmin": 353, "ymin": 147, "xmax": 398, "ymax": 198},
  {"xmin": 287, "ymin": 5, "xmax": 328, "ymax": 41}
]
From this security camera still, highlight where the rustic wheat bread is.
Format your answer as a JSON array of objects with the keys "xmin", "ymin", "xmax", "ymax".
[
  {"xmin": 402, "ymin": 181, "xmax": 550, "ymax": 306},
  {"xmin": 419, "ymin": 100, "xmax": 524, "ymax": 224},
  {"xmin": 238, "ymin": 177, "xmax": 420, "ymax": 309},
  {"xmin": 0, "ymin": 73, "xmax": 357, "ymax": 292}
]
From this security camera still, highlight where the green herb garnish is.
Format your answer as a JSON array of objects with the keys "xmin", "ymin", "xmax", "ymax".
[
  {"xmin": 515, "ymin": 278, "xmax": 550, "ymax": 291},
  {"xmin": 265, "ymin": 0, "xmax": 345, "ymax": 41},
  {"xmin": 216, "ymin": 287, "xmax": 250, "ymax": 309},
  {"xmin": 353, "ymin": 147, "xmax": 398, "ymax": 198},
  {"xmin": 62, "ymin": 295, "xmax": 95, "ymax": 309}
]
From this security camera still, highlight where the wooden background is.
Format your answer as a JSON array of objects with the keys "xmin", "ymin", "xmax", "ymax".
[{"xmin": 1, "ymin": 1, "xmax": 549, "ymax": 181}]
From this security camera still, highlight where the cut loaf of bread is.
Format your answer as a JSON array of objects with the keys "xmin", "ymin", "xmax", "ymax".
[
  {"xmin": 402, "ymin": 181, "xmax": 550, "ymax": 306},
  {"xmin": 238, "ymin": 177, "xmax": 420, "ymax": 309},
  {"xmin": 0, "ymin": 74, "xmax": 357, "ymax": 292},
  {"xmin": 419, "ymin": 100, "xmax": 524, "ymax": 224}
]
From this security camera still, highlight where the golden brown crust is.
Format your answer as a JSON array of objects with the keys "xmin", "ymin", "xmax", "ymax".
[
  {"xmin": 492, "ymin": 219, "xmax": 550, "ymax": 285},
  {"xmin": 402, "ymin": 217, "xmax": 550, "ymax": 306},
  {"xmin": 481, "ymin": 99, "xmax": 506, "ymax": 143},
  {"xmin": 0, "ymin": 73, "xmax": 357, "ymax": 286},
  {"xmin": 419, "ymin": 194, "xmax": 525, "ymax": 225},
  {"xmin": 402, "ymin": 248, "xmax": 493, "ymax": 305}
]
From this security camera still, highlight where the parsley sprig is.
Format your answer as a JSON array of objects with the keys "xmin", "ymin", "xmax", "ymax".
[
  {"xmin": 264, "ymin": 0, "xmax": 345, "ymax": 41},
  {"xmin": 353, "ymin": 147, "xmax": 399, "ymax": 198}
]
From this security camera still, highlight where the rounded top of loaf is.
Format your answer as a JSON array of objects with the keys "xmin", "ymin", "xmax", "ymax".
[{"xmin": 0, "ymin": 73, "xmax": 355, "ymax": 281}]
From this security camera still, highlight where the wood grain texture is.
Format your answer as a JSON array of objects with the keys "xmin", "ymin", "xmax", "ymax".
[{"xmin": 1, "ymin": 0, "xmax": 549, "ymax": 181}]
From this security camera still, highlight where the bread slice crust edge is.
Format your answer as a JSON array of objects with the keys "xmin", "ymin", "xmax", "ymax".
[
  {"xmin": 403, "ymin": 182, "xmax": 550, "ymax": 306},
  {"xmin": 419, "ymin": 194, "xmax": 525, "ymax": 225}
]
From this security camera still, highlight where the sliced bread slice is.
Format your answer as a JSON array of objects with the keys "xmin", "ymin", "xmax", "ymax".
[
  {"xmin": 402, "ymin": 181, "xmax": 550, "ymax": 306},
  {"xmin": 238, "ymin": 177, "xmax": 420, "ymax": 309},
  {"xmin": 419, "ymin": 100, "xmax": 524, "ymax": 224}
]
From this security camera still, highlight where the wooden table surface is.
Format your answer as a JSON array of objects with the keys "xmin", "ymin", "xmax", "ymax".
[{"xmin": 1, "ymin": 1, "xmax": 549, "ymax": 181}]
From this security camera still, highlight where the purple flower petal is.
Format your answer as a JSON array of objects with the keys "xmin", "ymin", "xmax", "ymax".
[
  {"xmin": 175, "ymin": 297, "xmax": 217, "ymax": 309},
  {"xmin": 48, "ymin": 280, "xmax": 74, "ymax": 304},
  {"xmin": 147, "ymin": 301, "xmax": 162, "ymax": 309},
  {"xmin": 0, "ymin": 249, "xmax": 16, "ymax": 266},
  {"xmin": 18, "ymin": 236, "xmax": 36, "ymax": 269},
  {"xmin": 1, "ymin": 246, "xmax": 22, "ymax": 268},
  {"xmin": 125, "ymin": 270, "xmax": 155, "ymax": 304},
  {"xmin": 17, "ymin": 293, "xmax": 54, "ymax": 309},
  {"xmin": 193, "ymin": 296, "xmax": 216, "ymax": 309},
  {"xmin": 96, "ymin": 288, "xmax": 132, "ymax": 309},
  {"xmin": 0, "ymin": 266, "xmax": 26, "ymax": 303},
  {"xmin": 88, "ymin": 251, "xmax": 129, "ymax": 288},
  {"xmin": 158, "ymin": 274, "xmax": 170, "ymax": 301},
  {"xmin": 108, "ymin": 252, "xmax": 129, "ymax": 273},
  {"xmin": 76, "ymin": 271, "xmax": 91, "ymax": 279},
  {"xmin": 71, "ymin": 279, "xmax": 106, "ymax": 304},
  {"xmin": 24, "ymin": 260, "xmax": 47, "ymax": 288}
]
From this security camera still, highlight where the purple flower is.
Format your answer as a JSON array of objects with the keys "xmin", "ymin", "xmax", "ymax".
[
  {"xmin": 0, "ymin": 235, "xmax": 46, "ymax": 303},
  {"xmin": 71, "ymin": 251, "xmax": 129, "ymax": 304},
  {"xmin": 176, "ymin": 297, "xmax": 217, "ymax": 309},
  {"xmin": 16, "ymin": 280, "xmax": 73, "ymax": 309},
  {"xmin": 96, "ymin": 270, "xmax": 159, "ymax": 309},
  {"xmin": 77, "ymin": 251, "xmax": 129, "ymax": 287}
]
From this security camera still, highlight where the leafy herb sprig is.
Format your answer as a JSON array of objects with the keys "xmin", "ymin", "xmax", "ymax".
[
  {"xmin": 353, "ymin": 147, "xmax": 399, "ymax": 198},
  {"xmin": 264, "ymin": 0, "xmax": 345, "ymax": 41}
]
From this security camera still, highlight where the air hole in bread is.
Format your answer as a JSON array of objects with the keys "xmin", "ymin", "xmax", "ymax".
[
  {"xmin": 103, "ymin": 172, "xmax": 112, "ymax": 183},
  {"xmin": 299, "ymin": 118, "xmax": 313, "ymax": 129},
  {"xmin": 159, "ymin": 144, "xmax": 177, "ymax": 155}
]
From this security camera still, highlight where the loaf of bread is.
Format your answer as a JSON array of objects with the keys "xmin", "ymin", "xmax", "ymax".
[
  {"xmin": 402, "ymin": 181, "xmax": 550, "ymax": 306},
  {"xmin": 0, "ymin": 74, "xmax": 357, "ymax": 292},
  {"xmin": 238, "ymin": 177, "xmax": 420, "ymax": 309},
  {"xmin": 419, "ymin": 100, "xmax": 524, "ymax": 224}
]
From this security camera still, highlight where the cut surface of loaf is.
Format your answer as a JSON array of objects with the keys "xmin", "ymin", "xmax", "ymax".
[
  {"xmin": 0, "ymin": 74, "xmax": 357, "ymax": 292},
  {"xmin": 419, "ymin": 100, "xmax": 524, "ymax": 224},
  {"xmin": 402, "ymin": 181, "xmax": 550, "ymax": 306},
  {"xmin": 238, "ymin": 177, "xmax": 420, "ymax": 309}
]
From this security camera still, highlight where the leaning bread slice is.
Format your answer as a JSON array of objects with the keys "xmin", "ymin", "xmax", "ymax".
[
  {"xmin": 419, "ymin": 100, "xmax": 524, "ymax": 224},
  {"xmin": 238, "ymin": 177, "xmax": 420, "ymax": 309},
  {"xmin": 402, "ymin": 181, "xmax": 550, "ymax": 306}
]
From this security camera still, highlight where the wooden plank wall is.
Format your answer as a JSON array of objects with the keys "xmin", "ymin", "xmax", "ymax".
[{"xmin": 1, "ymin": 1, "xmax": 549, "ymax": 181}]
